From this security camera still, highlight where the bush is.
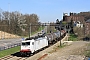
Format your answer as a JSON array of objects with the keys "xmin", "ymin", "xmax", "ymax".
[{"xmin": 68, "ymin": 34, "xmax": 78, "ymax": 41}]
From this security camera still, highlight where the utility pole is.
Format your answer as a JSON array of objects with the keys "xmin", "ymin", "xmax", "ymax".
[
  {"xmin": 29, "ymin": 23, "xmax": 31, "ymax": 38},
  {"xmin": 8, "ymin": 3, "xmax": 10, "ymax": 25},
  {"xmin": 60, "ymin": 21, "xmax": 62, "ymax": 47},
  {"xmin": 41, "ymin": 23, "xmax": 42, "ymax": 33},
  {"xmin": 59, "ymin": 25, "xmax": 62, "ymax": 46},
  {"xmin": 0, "ymin": 9, "xmax": 2, "ymax": 20},
  {"xmin": 45, "ymin": 23, "xmax": 47, "ymax": 34},
  {"xmin": 8, "ymin": 3, "xmax": 11, "ymax": 38}
]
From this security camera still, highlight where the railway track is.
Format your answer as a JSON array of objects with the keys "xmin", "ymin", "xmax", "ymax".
[
  {"xmin": 0, "ymin": 41, "xmax": 58, "ymax": 60},
  {"xmin": 0, "ymin": 33, "xmax": 66, "ymax": 60}
]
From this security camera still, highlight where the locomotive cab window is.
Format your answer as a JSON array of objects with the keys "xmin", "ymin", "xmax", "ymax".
[
  {"xmin": 32, "ymin": 42, "xmax": 34, "ymax": 45},
  {"xmin": 22, "ymin": 43, "xmax": 25, "ymax": 45},
  {"xmin": 22, "ymin": 42, "xmax": 30, "ymax": 45}
]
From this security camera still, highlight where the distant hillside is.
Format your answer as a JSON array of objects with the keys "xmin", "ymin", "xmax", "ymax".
[{"xmin": 0, "ymin": 31, "xmax": 20, "ymax": 39}]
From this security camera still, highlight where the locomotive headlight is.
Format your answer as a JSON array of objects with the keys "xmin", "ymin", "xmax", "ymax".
[{"xmin": 20, "ymin": 49, "xmax": 31, "ymax": 52}]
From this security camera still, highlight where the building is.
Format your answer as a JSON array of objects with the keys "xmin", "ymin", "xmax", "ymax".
[
  {"xmin": 63, "ymin": 12, "xmax": 85, "ymax": 28},
  {"xmin": 85, "ymin": 19, "xmax": 90, "ymax": 36},
  {"xmin": 63, "ymin": 12, "xmax": 90, "ymax": 36},
  {"xmin": 75, "ymin": 21, "xmax": 83, "ymax": 28}
]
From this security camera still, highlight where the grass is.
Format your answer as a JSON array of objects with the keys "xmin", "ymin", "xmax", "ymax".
[
  {"xmin": 31, "ymin": 26, "xmax": 45, "ymax": 35},
  {"xmin": 58, "ymin": 44, "xmax": 66, "ymax": 48},
  {"xmin": 0, "ymin": 46, "xmax": 20, "ymax": 58},
  {"xmin": 85, "ymin": 51, "xmax": 90, "ymax": 57},
  {"xmin": 84, "ymin": 43, "xmax": 90, "ymax": 57},
  {"xmin": 68, "ymin": 34, "xmax": 78, "ymax": 41}
]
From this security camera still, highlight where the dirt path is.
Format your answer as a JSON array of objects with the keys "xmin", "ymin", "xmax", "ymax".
[{"xmin": 43, "ymin": 41, "xmax": 89, "ymax": 60}]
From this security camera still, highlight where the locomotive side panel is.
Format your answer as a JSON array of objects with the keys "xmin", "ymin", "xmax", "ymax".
[{"xmin": 34, "ymin": 37, "xmax": 48, "ymax": 51}]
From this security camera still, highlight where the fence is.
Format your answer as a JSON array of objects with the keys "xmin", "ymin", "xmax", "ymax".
[{"xmin": 0, "ymin": 43, "xmax": 21, "ymax": 51}]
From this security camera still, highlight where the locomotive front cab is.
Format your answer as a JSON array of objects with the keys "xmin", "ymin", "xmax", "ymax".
[{"xmin": 20, "ymin": 39, "xmax": 35, "ymax": 55}]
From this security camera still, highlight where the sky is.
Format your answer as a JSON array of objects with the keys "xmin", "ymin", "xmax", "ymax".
[{"xmin": 0, "ymin": 0, "xmax": 90, "ymax": 23}]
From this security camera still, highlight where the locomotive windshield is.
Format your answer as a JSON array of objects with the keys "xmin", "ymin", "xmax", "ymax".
[{"xmin": 22, "ymin": 42, "xmax": 30, "ymax": 45}]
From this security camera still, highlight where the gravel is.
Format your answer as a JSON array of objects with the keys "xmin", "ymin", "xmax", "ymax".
[{"xmin": 43, "ymin": 41, "xmax": 89, "ymax": 60}]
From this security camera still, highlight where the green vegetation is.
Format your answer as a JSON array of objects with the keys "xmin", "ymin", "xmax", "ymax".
[
  {"xmin": 68, "ymin": 34, "xmax": 78, "ymax": 41},
  {"xmin": 62, "ymin": 21, "xmax": 67, "ymax": 25},
  {"xmin": 58, "ymin": 44, "xmax": 66, "ymax": 48},
  {"xmin": 31, "ymin": 26, "xmax": 45, "ymax": 35},
  {"xmin": 0, "ymin": 46, "xmax": 20, "ymax": 58},
  {"xmin": 84, "ymin": 43, "xmax": 90, "ymax": 57},
  {"xmin": 85, "ymin": 51, "xmax": 90, "ymax": 57}
]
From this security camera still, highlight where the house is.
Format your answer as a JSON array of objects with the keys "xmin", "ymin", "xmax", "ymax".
[
  {"xmin": 85, "ymin": 19, "xmax": 90, "ymax": 36},
  {"xmin": 75, "ymin": 21, "xmax": 83, "ymax": 28}
]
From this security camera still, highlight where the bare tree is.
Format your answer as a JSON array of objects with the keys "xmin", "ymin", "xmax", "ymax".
[
  {"xmin": 0, "ymin": 9, "xmax": 40, "ymax": 36},
  {"xmin": 73, "ymin": 27, "xmax": 84, "ymax": 37}
]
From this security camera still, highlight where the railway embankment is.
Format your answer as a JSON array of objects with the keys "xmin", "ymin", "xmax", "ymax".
[
  {"xmin": 0, "ymin": 31, "xmax": 20, "ymax": 39},
  {"xmin": 41, "ymin": 34, "xmax": 90, "ymax": 60},
  {"xmin": 43, "ymin": 41, "xmax": 89, "ymax": 60}
]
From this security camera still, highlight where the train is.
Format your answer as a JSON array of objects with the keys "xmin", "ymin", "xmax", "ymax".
[{"xmin": 20, "ymin": 30, "xmax": 66, "ymax": 56}]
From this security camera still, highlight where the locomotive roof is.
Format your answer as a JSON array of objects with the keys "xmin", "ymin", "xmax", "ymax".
[{"xmin": 25, "ymin": 35, "xmax": 45, "ymax": 40}]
